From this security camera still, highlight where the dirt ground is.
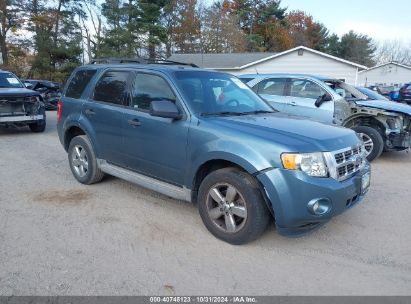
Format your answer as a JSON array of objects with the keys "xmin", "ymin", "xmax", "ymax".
[{"xmin": 1, "ymin": 111, "xmax": 410, "ymax": 295}]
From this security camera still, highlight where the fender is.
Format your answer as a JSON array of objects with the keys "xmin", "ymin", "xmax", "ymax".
[
  {"xmin": 62, "ymin": 113, "xmax": 101, "ymax": 157},
  {"xmin": 185, "ymin": 139, "xmax": 275, "ymax": 188}
]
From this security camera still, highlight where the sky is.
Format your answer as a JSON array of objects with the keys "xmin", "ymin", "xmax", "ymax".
[{"xmin": 280, "ymin": 0, "xmax": 411, "ymax": 43}]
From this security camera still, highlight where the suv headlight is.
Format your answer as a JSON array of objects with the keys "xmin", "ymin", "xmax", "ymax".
[{"xmin": 281, "ymin": 152, "xmax": 328, "ymax": 177}]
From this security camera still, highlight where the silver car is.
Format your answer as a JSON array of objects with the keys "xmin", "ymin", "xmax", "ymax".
[{"xmin": 239, "ymin": 74, "xmax": 411, "ymax": 161}]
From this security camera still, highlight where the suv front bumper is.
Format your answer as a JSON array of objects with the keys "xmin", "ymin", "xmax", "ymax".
[
  {"xmin": 257, "ymin": 164, "xmax": 371, "ymax": 236},
  {"xmin": 0, "ymin": 114, "xmax": 44, "ymax": 123}
]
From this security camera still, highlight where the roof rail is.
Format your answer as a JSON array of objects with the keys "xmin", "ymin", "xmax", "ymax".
[{"xmin": 89, "ymin": 57, "xmax": 198, "ymax": 67}]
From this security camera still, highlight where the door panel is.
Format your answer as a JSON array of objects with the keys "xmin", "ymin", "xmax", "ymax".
[
  {"xmin": 285, "ymin": 79, "xmax": 334, "ymax": 124},
  {"xmin": 122, "ymin": 72, "xmax": 189, "ymax": 186},
  {"xmin": 84, "ymin": 70, "xmax": 131, "ymax": 165},
  {"xmin": 82, "ymin": 101, "xmax": 124, "ymax": 164}
]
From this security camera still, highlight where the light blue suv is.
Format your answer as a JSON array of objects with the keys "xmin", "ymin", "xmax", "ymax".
[
  {"xmin": 57, "ymin": 61, "xmax": 370, "ymax": 244},
  {"xmin": 240, "ymin": 74, "xmax": 411, "ymax": 161}
]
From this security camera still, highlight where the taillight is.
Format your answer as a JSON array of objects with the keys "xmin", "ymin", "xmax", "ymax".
[{"xmin": 57, "ymin": 100, "xmax": 62, "ymax": 122}]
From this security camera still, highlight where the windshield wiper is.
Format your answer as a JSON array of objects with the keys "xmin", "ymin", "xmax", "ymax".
[
  {"xmin": 200, "ymin": 111, "xmax": 248, "ymax": 117},
  {"xmin": 240, "ymin": 110, "xmax": 277, "ymax": 115}
]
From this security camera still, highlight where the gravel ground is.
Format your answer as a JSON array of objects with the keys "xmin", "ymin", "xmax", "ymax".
[{"xmin": 0, "ymin": 111, "xmax": 410, "ymax": 296}]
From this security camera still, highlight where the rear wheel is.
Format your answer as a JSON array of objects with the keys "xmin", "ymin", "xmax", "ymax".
[
  {"xmin": 29, "ymin": 119, "xmax": 46, "ymax": 133},
  {"xmin": 68, "ymin": 135, "xmax": 104, "ymax": 184},
  {"xmin": 353, "ymin": 126, "xmax": 384, "ymax": 161},
  {"xmin": 198, "ymin": 167, "xmax": 271, "ymax": 245}
]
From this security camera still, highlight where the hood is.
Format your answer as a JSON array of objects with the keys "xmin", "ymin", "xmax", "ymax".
[
  {"xmin": 206, "ymin": 113, "xmax": 360, "ymax": 152},
  {"xmin": 0, "ymin": 87, "xmax": 39, "ymax": 97},
  {"xmin": 355, "ymin": 100, "xmax": 411, "ymax": 116}
]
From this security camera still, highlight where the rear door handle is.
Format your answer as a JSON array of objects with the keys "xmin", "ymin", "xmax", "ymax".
[
  {"xmin": 128, "ymin": 118, "xmax": 141, "ymax": 127},
  {"xmin": 84, "ymin": 109, "xmax": 95, "ymax": 116}
]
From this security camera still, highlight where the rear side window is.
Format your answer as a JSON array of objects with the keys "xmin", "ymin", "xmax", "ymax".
[
  {"xmin": 66, "ymin": 69, "xmax": 96, "ymax": 98},
  {"xmin": 93, "ymin": 71, "xmax": 130, "ymax": 105},
  {"xmin": 257, "ymin": 78, "xmax": 287, "ymax": 96},
  {"xmin": 131, "ymin": 73, "xmax": 176, "ymax": 111}
]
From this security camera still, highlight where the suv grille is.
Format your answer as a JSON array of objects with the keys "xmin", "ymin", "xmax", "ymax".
[{"xmin": 333, "ymin": 145, "xmax": 364, "ymax": 180}]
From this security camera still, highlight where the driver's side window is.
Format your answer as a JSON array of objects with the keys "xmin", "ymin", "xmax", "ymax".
[
  {"xmin": 131, "ymin": 73, "xmax": 176, "ymax": 111},
  {"xmin": 290, "ymin": 79, "xmax": 325, "ymax": 100}
]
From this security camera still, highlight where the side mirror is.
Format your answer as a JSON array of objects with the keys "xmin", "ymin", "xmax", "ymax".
[
  {"xmin": 315, "ymin": 93, "xmax": 332, "ymax": 108},
  {"xmin": 150, "ymin": 100, "xmax": 182, "ymax": 120}
]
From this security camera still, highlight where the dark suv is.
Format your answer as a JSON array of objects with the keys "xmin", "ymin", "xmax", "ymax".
[
  {"xmin": 57, "ymin": 60, "xmax": 370, "ymax": 244},
  {"xmin": 0, "ymin": 70, "xmax": 46, "ymax": 132},
  {"xmin": 399, "ymin": 83, "xmax": 411, "ymax": 104}
]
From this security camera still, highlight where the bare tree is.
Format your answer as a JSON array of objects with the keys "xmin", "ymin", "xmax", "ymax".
[
  {"xmin": 80, "ymin": 0, "xmax": 102, "ymax": 60},
  {"xmin": 374, "ymin": 39, "xmax": 411, "ymax": 65}
]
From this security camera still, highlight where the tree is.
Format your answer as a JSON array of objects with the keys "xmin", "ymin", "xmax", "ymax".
[
  {"xmin": 24, "ymin": 0, "xmax": 84, "ymax": 80},
  {"xmin": 374, "ymin": 40, "xmax": 411, "ymax": 65},
  {"xmin": 324, "ymin": 33, "xmax": 340, "ymax": 57},
  {"xmin": 227, "ymin": 0, "xmax": 288, "ymax": 51},
  {"xmin": 200, "ymin": 2, "xmax": 246, "ymax": 53},
  {"xmin": 286, "ymin": 10, "xmax": 329, "ymax": 51},
  {"xmin": 338, "ymin": 31, "xmax": 375, "ymax": 66},
  {"xmin": 169, "ymin": 0, "xmax": 201, "ymax": 55},
  {"xmin": 0, "ymin": 0, "xmax": 24, "ymax": 66},
  {"xmin": 100, "ymin": 0, "xmax": 140, "ymax": 57},
  {"xmin": 137, "ymin": 0, "xmax": 168, "ymax": 59}
]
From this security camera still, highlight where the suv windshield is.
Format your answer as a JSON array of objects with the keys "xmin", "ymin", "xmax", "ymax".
[
  {"xmin": 0, "ymin": 72, "xmax": 23, "ymax": 88},
  {"xmin": 173, "ymin": 71, "xmax": 274, "ymax": 116}
]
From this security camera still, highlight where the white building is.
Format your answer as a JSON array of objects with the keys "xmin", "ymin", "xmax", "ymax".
[
  {"xmin": 169, "ymin": 46, "xmax": 368, "ymax": 84},
  {"xmin": 358, "ymin": 62, "xmax": 411, "ymax": 87}
]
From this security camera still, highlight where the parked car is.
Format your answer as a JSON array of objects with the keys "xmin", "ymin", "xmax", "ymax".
[
  {"xmin": 239, "ymin": 74, "xmax": 411, "ymax": 161},
  {"xmin": 23, "ymin": 79, "xmax": 62, "ymax": 110},
  {"xmin": 0, "ymin": 70, "xmax": 46, "ymax": 132},
  {"xmin": 355, "ymin": 86, "xmax": 388, "ymax": 101},
  {"xmin": 57, "ymin": 60, "xmax": 371, "ymax": 245},
  {"xmin": 399, "ymin": 83, "xmax": 411, "ymax": 104},
  {"xmin": 368, "ymin": 85, "xmax": 395, "ymax": 98}
]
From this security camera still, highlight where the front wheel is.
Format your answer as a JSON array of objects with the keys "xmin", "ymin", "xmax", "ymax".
[
  {"xmin": 198, "ymin": 167, "xmax": 271, "ymax": 245},
  {"xmin": 352, "ymin": 126, "xmax": 384, "ymax": 161}
]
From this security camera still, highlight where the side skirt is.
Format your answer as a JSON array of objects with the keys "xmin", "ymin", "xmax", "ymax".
[{"xmin": 97, "ymin": 159, "xmax": 192, "ymax": 202}]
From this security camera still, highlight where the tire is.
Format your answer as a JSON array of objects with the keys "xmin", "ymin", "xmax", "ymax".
[
  {"xmin": 29, "ymin": 119, "xmax": 46, "ymax": 133},
  {"xmin": 352, "ymin": 126, "xmax": 384, "ymax": 161},
  {"xmin": 198, "ymin": 167, "xmax": 271, "ymax": 245},
  {"xmin": 68, "ymin": 135, "xmax": 104, "ymax": 184}
]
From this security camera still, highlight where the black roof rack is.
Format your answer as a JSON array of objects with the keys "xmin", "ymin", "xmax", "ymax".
[{"xmin": 89, "ymin": 57, "xmax": 198, "ymax": 68}]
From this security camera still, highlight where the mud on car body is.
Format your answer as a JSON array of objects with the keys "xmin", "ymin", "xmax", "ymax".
[
  {"xmin": 57, "ymin": 61, "xmax": 371, "ymax": 244},
  {"xmin": 240, "ymin": 74, "xmax": 411, "ymax": 161},
  {"xmin": 0, "ymin": 70, "xmax": 46, "ymax": 132}
]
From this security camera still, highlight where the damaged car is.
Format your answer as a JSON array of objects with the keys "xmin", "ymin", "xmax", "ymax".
[
  {"xmin": 23, "ymin": 79, "xmax": 61, "ymax": 110},
  {"xmin": 0, "ymin": 70, "xmax": 46, "ymax": 132},
  {"xmin": 239, "ymin": 74, "xmax": 411, "ymax": 161}
]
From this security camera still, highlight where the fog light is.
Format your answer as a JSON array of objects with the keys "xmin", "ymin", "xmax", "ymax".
[{"xmin": 307, "ymin": 198, "xmax": 331, "ymax": 216}]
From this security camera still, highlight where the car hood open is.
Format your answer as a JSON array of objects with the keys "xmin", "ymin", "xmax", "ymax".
[{"xmin": 355, "ymin": 100, "xmax": 411, "ymax": 116}]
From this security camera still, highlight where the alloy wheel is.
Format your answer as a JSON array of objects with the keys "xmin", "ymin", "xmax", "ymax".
[
  {"xmin": 71, "ymin": 145, "xmax": 89, "ymax": 178},
  {"xmin": 359, "ymin": 133, "xmax": 374, "ymax": 157},
  {"xmin": 206, "ymin": 183, "xmax": 247, "ymax": 233}
]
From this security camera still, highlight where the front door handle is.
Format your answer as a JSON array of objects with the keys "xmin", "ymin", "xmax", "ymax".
[
  {"xmin": 84, "ymin": 109, "xmax": 95, "ymax": 116},
  {"xmin": 128, "ymin": 118, "xmax": 141, "ymax": 127}
]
